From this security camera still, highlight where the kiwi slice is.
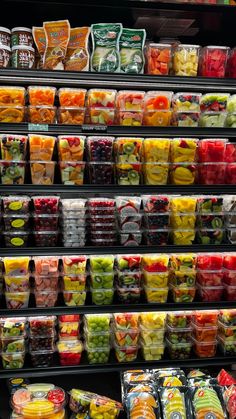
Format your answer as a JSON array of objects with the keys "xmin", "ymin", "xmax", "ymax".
[
  {"xmin": 10, "ymin": 143, "xmax": 20, "ymax": 157},
  {"xmin": 6, "ymin": 166, "xmax": 20, "ymax": 180},
  {"xmin": 128, "ymin": 170, "xmax": 139, "ymax": 184},
  {"xmin": 212, "ymin": 217, "xmax": 223, "ymax": 228},
  {"xmin": 123, "ymin": 143, "xmax": 135, "ymax": 155}
]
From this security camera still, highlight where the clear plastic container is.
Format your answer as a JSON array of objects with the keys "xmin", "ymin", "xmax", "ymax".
[
  {"xmin": 119, "ymin": 230, "xmax": 142, "ymax": 246},
  {"xmin": 63, "ymin": 290, "xmax": 86, "ymax": 306},
  {"xmin": 173, "ymin": 44, "xmax": 200, "ymax": 76},
  {"xmin": 5, "ymin": 291, "xmax": 30, "ymax": 309},
  {"xmin": 4, "ymin": 275, "xmax": 30, "ymax": 292},
  {"xmin": 59, "ymin": 318, "xmax": 80, "ymax": 339},
  {"xmin": 58, "ymin": 87, "xmax": 87, "ymax": 107},
  {"xmin": 191, "ymin": 323, "xmax": 218, "ymax": 342},
  {"xmin": 3, "ymin": 196, "xmax": 30, "ymax": 214},
  {"xmin": 29, "ymin": 134, "xmax": 56, "ymax": 161},
  {"xmin": 4, "ymin": 231, "xmax": 29, "ymax": 247},
  {"xmin": 170, "ymin": 270, "xmax": 196, "ymax": 287},
  {"xmin": 90, "ymin": 272, "xmax": 114, "ymax": 289},
  {"xmin": 116, "ymin": 90, "xmax": 145, "ymax": 111},
  {"xmin": 117, "ymin": 270, "xmax": 141, "ymax": 288},
  {"xmin": 144, "ymin": 286, "xmax": 168, "ymax": 303},
  {"xmin": 30, "ymin": 349, "xmax": 54, "ymax": 368},
  {"xmin": 85, "ymin": 313, "xmax": 111, "ymax": 332},
  {"xmin": 172, "ymin": 111, "xmax": 199, "ymax": 127},
  {"xmin": 113, "ymin": 342, "xmax": 138, "ymax": 362},
  {"xmin": 91, "ymin": 288, "xmax": 114, "ymax": 305},
  {"xmin": 192, "ymin": 336, "xmax": 217, "ymax": 358},
  {"xmin": 171, "ymin": 229, "xmax": 196, "ymax": 246},
  {"xmin": 34, "ymin": 230, "xmax": 58, "ymax": 247},
  {"xmin": 28, "ymin": 316, "xmax": 56, "ymax": 336},
  {"xmin": 59, "ymin": 161, "xmax": 85, "ymax": 185},
  {"xmin": 0, "ymin": 317, "xmax": 27, "ymax": 337},
  {"xmin": 166, "ymin": 338, "xmax": 192, "ymax": 359},
  {"xmin": 140, "ymin": 325, "xmax": 165, "ymax": 345},
  {"xmin": 197, "ymin": 283, "xmax": 224, "ymax": 302},
  {"xmin": 29, "ymin": 333, "xmax": 55, "ymax": 351},
  {"xmin": 32, "ymin": 196, "xmax": 60, "ymax": 214},
  {"xmin": 140, "ymin": 342, "xmax": 165, "ymax": 361},
  {"xmin": 116, "ymin": 162, "xmax": 142, "ymax": 185},
  {"xmin": 33, "ymin": 214, "xmax": 59, "ymax": 231},
  {"xmin": 145, "ymin": 43, "xmax": 171, "ymax": 76},
  {"xmin": 113, "ymin": 312, "xmax": 139, "ymax": 330},
  {"xmin": 117, "ymin": 286, "xmax": 141, "ymax": 303},
  {"xmin": 86, "ymin": 344, "xmax": 110, "ymax": 364},
  {"xmin": 34, "ymin": 275, "xmax": 59, "ymax": 292},
  {"xmin": 28, "ymin": 86, "xmax": 56, "ymax": 106},
  {"xmin": 3, "ymin": 214, "xmax": 30, "ymax": 231},
  {"xmin": 140, "ymin": 312, "xmax": 166, "ymax": 329},
  {"xmin": 0, "ymin": 134, "xmax": 27, "ymax": 160},
  {"xmin": 30, "ymin": 161, "xmax": 56, "ymax": 185},
  {"xmin": 172, "ymin": 93, "xmax": 201, "ymax": 112},
  {"xmin": 34, "ymin": 290, "xmax": 58, "ymax": 308},
  {"xmin": 143, "ymin": 110, "xmax": 171, "ymax": 127},
  {"xmin": 85, "ymin": 326, "xmax": 110, "ymax": 347},
  {"xmin": 2, "ymin": 351, "xmax": 25, "ymax": 369},
  {"xmin": 196, "ymin": 228, "xmax": 225, "ymax": 245},
  {"xmin": 87, "ymin": 88, "xmax": 117, "ymax": 108},
  {"xmin": 144, "ymin": 91, "xmax": 172, "ymax": 110},
  {"xmin": 0, "ymin": 86, "xmax": 25, "ymax": 105},
  {"xmin": 192, "ymin": 310, "xmax": 218, "ymax": 327},
  {"xmin": 57, "ymin": 339, "xmax": 83, "ymax": 365},
  {"xmin": 88, "ymin": 107, "xmax": 115, "ymax": 125},
  {"xmin": 171, "ymin": 285, "xmax": 196, "ymax": 303},
  {"xmin": 61, "ymin": 198, "xmax": 87, "ymax": 212},
  {"xmin": 62, "ymin": 274, "xmax": 86, "ymax": 292},
  {"xmin": 197, "ymin": 252, "xmax": 224, "ymax": 269},
  {"xmin": 218, "ymin": 336, "xmax": 236, "ymax": 356},
  {"xmin": 166, "ymin": 324, "xmax": 192, "ymax": 344},
  {"xmin": 58, "ymin": 135, "xmax": 85, "ymax": 162},
  {"xmin": 199, "ymin": 112, "xmax": 227, "ymax": 128},
  {"xmin": 87, "ymin": 136, "xmax": 114, "ymax": 162},
  {"xmin": 88, "ymin": 162, "xmax": 114, "ymax": 184},
  {"xmin": 58, "ymin": 107, "xmax": 85, "ymax": 125},
  {"xmin": 218, "ymin": 320, "xmax": 236, "ymax": 342},
  {"xmin": 28, "ymin": 105, "xmax": 56, "ymax": 124},
  {"xmin": 167, "ymin": 311, "xmax": 192, "ymax": 328},
  {"xmin": 0, "ymin": 160, "xmax": 25, "ymax": 184},
  {"xmin": 224, "ymin": 284, "xmax": 236, "ymax": 301},
  {"xmin": 197, "ymin": 270, "xmax": 224, "ymax": 286},
  {"xmin": 199, "ymin": 46, "xmax": 229, "ymax": 78},
  {"xmin": 143, "ymin": 162, "xmax": 169, "ymax": 185},
  {"xmin": 200, "ymin": 93, "xmax": 229, "ymax": 112},
  {"xmin": 1, "ymin": 337, "xmax": 25, "ymax": 352},
  {"xmin": 223, "ymin": 270, "xmax": 236, "ymax": 286},
  {"xmin": 0, "ymin": 105, "xmax": 25, "ymax": 123}
]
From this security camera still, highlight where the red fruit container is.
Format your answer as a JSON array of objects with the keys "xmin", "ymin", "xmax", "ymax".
[
  {"xmin": 227, "ymin": 47, "xmax": 236, "ymax": 78},
  {"xmin": 198, "ymin": 139, "xmax": 227, "ymax": 162},
  {"xmin": 57, "ymin": 339, "xmax": 83, "ymax": 366},
  {"xmin": 197, "ymin": 253, "xmax": 224, "ymax": 270},
  {"xmin": 224, "ymin": 254, "xmax": 236, "ymax": 270},
  {"xmin": 223, "ymin": 270, "xmax": 236, "ymax": 286},
  {"xmin": 192, "ymin": 337, "xmax": 217, "ymax": 358},
  {"xmin": 225, "ymin": 163, "xmax": 236, "ymax": 184},
  {"xmin": 225, "ymin": 143, "xmax": 236, "ymax": 163},
  {"xmin": 199, "ymin": 163, "xmax": 226, "ymax": 185},
  {"xmin": 192, "ymin": 310, "xmax": 218, "ymax": 327},
  {"xmin": 197, "ymin": 270, "xmax": 224, "ymax": 286},
  {"xmin": 224, "ymin": 284, "xmax": 236, "ymax": 301},
  {"xmin": 199, "ymin": 46, "xmax": 229, "ymax": 78},
  {"xmin": 145, "ymin": 43, "xmax": 172, "ymax": 76},
  {"xmin": 197, "ymin": 283, "xmax": 224, "ymax": 302}
]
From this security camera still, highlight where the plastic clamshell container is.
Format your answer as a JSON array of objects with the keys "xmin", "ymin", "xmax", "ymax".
[
  {"xmin": 173, "ymin": 44, "xmax": 200, "ymax": 77},
  {"xmin": 166, "ymin": 337, "xmax": 192, "ymax": 359},
  {"xmin": 3, "ymin": 196, "xmax": 30, "ymax": 214},
  {"xmin": 32, "ymin": 196, "xmax": 60, "ymax": 214}
]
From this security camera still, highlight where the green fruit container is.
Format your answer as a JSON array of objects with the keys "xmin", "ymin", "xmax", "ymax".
[
  {"xmin": 0, "ymin": 160, "xmax": 25, "ymax": 185},
  {"xmin": 167, "ymin": 311, "xmax": 193, "ymax": 328},
  {"xmin": 90, "ymin": 272, "xmax": 114, "ymax": 289},
  {"xmin": 0, "ymin": 317, "xmax": 27, "ymax": 337},
  {"xmin": 2, "ymin": 351, "xmax": 25, "ymax": 369},
  {"xmin": 140, "ymin": 325, "xmax": 165, "ymax": 345},
  {"xmin": 63, "ymin": 290, "xmax": 86, "ymax": 306},
  {"xmin": 86, "ymin": 344, "xmax": 110, "ymax": 364},
  {"xmin": 84, "ymin": 314, "xmax": 111, "ymax": 333},
  {"xmin": 116, "ymin": 163, "xmax": 142, "ymax": 185},
  {"xmin": 84, "ymin": 327, "xmax": 110, "ymax": 348},
  {"xmin": 114, "ymin": 342, "xmax": 138, "ymax": 362},
  {"xmin": 91, "ymin": 288, "xmax": 114, "ymax": 305},
  {"xmin": 1, "ymin": 337, "xmax": 25, "ymax": 352},
  {"xmin": 0, "ymin": 134, "xmax": 27, "ymax": 160},
  {"xmin": 90, "ymin": 255, "xmax": 115, "ymax": 273},
  {"xmin": 169, "ymin": 270, "xmax": 196, "ymax": 287},
  {"xmin": 140, "ymin": 342, "xmax": 165, "ymax": 361}
]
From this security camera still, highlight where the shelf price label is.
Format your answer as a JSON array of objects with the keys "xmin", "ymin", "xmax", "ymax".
[
  {"xmin": 82, "ymin": 124, "xmax": 107, "ymax": 133},
  {"xmin": 28, "ymin": 123, "xmax": 49, "ymax": 132}
]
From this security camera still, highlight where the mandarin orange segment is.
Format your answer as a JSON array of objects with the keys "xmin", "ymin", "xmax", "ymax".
[
  {"xmin": 28, "ymin": 86, "xmax": 56, "ymax": 106},
  {"xmin": 58, "ymin": 88, "xmax": 87, "ymax": 107}
]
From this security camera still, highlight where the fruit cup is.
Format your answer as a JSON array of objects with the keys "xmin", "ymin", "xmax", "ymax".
[
  {"xmin": 227, "ymin": 47, "xmax": 236, "ymax": 78},
  {"xmin": 90, "ymin": 271, "xmax": 114, "ymax": 289},
  {"xmin": 3, "ymin": 231, "xmax": 29, "ymax": 247},
  {"xmin": 143, "ymin": 271, "xmax": 169, "ymax": 288},
  {"xmin": 62, "ymin": 274, "xmax": 86, "ymax": 292},
  {"xmin": 200, "ymin": 93, "xmax": 229, "ymax": 112},
  {"xmin": 116, "ymin": 90, "xmax": 145, "ymax": 111},
  {"xmin": 2, "ymin": 351, "xmax": 25, "ymax": 369},
  {"xmin": 3, "ymin": 256, "xmax": 30, "ymax": 277},
  {"xmin": 144, "ymin": 229, "xmax": 169, "ymax": 246},
  {"xmin": 88, "ymin": 162, "xmax": 114, "ymax": 184},
  {"xmin": 199, "ymin": 46, "xmax": 229, "ymax": 78},
  {"xmin": 88, "ymin": 108, "xmax": 115, "ymax": 125},
  {"xmin": 1, "ymin": 337, "xmax": 25, "ymax": 352},
  {"xmin": 57, "ymin": 339, "xmax": 83, "ymax": 366},
  {"xmin": 113, "ymin": 313, "xmax": 139, "ymax": 330},
  {"xmin": 114, "ymin": 342, "xmax": 138, "ymax": 362},
  {"xmin": 192, "ymin": 337, "xmax": 217, "ymax": 358},
  {"xmin": 0, "ymin": 86, "xmax": 25, "ymax": 105},
  {"xmin": 34, "ymin": 230, "xmax": 58, "ymax": 247},
  {"xmin": 172, "ymin": 93, "xmax": 201, "ymax": 112},
  {"xmin": 30, "ymin": 160, "xmax": 56, "ymax": 184},
  {"xmin": 88, "ymin": 198, "xmax": 115, "ymax": 215},
  {"xmin": 59, "ymin": 161, "xmax": 85, "ymax": 185},
  {"xmin": 224, "ymin": 254, "xmax": 236, "ymax": 270},
  {"xmin": 117, "ymin": 286, "xmax": 141, "ymax": 303},
  {"xmin": 197, "ymin": 283, "xmax": 224, "ymax": 302},
  {"xmin": 173, "ymin": 44, "xmax": 200, "ymax": 76},
  {"xmin": 144, "ymin": 286, "xmax": 168, "ymax": 303},
  {"xmin": 89, "ymin": 396, "xmax": 122, "ymax": 419},
  {"xmin": 145, "ymin": 43, "xmax": 171, "ymax": 75},
  {"xmin": 117, "ymin": 271, "xmax": 141, "ymax": 288},
  {"xmin": 199, "ymin": 112, "xmax": 227, "ymax": 128},
  {"xmin": 58, "ymin": 315, "xmax": 80, "ymax": 339},
  {"xmin": 143, "ymin": 110, "xmax": 171, "ymax": 126},
  {"xmin": 192, "ymin": 310, "xmax": 218, "ymax": 327},
  {"xmin": 33, "ymin": 256, "xmax": 59, "ymax": 276},
  {"xmin": 143, "ymin": 162, "xmax": 169, "ymax": 185},
  {"xmin": 87, "ymin": 136, "xmax": 114, "ymax": 162},
  {"xmin": 58, "ymin": 135, "xmax": 85, "ymax": 161},
  {"xmin": 113, "ymin": 327, "xmax": 139, "ymax": 346},
  {"xmin": 0, "ymin": 134, "xmax": 27, "ymax": 160},
  {"xmin": 34, "ymin": 275, "xmax": 59, "ymax": 291},
  {"xmin": 170, "ymin": 270, "xmax": 196, "ymax": 287},
  {"xmin": 29, "ymin": 134, "xmax": 56, "ymax": 161},
  {"xmin": 86, "ymin": 345, "xmax": 110, "ymax": 364},
  {"xmin": 0, "ymin": 317, "xmax": 27, "ymax": 337},
  {"xmin": 218, "ymin": 336, "xmax": 236, "ymax": 356},
  {"xmin": 171, "ymin": 285, "xmax": 196, "ymax": 303},
  {"xmin": 144, "ymin": 213, "xmax": 169, "ymax": 230},
  {"xmin": 32, "ymin": 195, "xmax": 60, "ymax": 214},
  {"xmin": 170, "ymin": 253, "xmax": 197, "ymax": 271},
  {"xmin": 85, "ymin": 313, "xmax": 111, "ymax": 333},
  {"xmin": 28, "ymin": 105, "xmax": 56, "ymax": 124},
  {"xmin": 4, "ymin": 275, "xmax": 30, "ymax": 292},
  {"xmin": 167, "ymin": 311, "xmax": 192, "ymax": 328},
  {"xmin": 224, "ymin": 270, "xmax": 236, "ymax": 286},
  {"xmin": 144, "ymin": 91, "xmax": 172, "ymax": 111},
  {"xmin": 172, "ymin": 111, "xmax": 199, "ymax": 127},
  {"xmin": 171, "ymin": 138, "xmax": 198, "ymax": 163},
  {"xmin": 170, "ymin": 163, "xmax": 197, "ymax": 185},
  {"xmin": 166, "ymin": 324, "xmax": 192, "ymax": 344},
  {"xmin": 171, "ymin": 230, "xmax": 196, "ymax": 245},
  {"xmin": 33, "ymin": 214, "xmax": 59, "ymax": 231},
  {"xmin": 199, "ymin": 163, "xmax": 226, "ymax": 184},
  {"xmin": 5, "ymin": 291, "xmax": 30, "ymax": 309},
  {"xmin": 225, "ymin": 113, "xmax": 236, "ymax": 128},
  {"xmin": 29, "ymin": 333, "xmax": 55, "ymax": 351},
  {"xmin": 3, "ymin": 196, "xmax": 30, "ymax": 214},
  {"xmin": 141, "ymin": 342, "xmax": 165, "ymax": 361},
  {"xmin": 116, "ymin": 163, "xmax": 142, "ymax": 185},
  {"xmin": 119, "ymin": 231, "xmax": 142, "ymax": 246},
  {"xmin": 219, "ymin": 309, "xmax": 236, "ymax": 327},
  {"xmin": 225, "ymin": 163, "xmax": 236, "ymax": 184},
  {"xmin": 62, "ymin": 256, "xmax": 87, "ymax": 274},
  {"xmin": 115, "ymin": 137, "xmax": 143, "ymax": 163},
  {"xmin": 28, "ymin": 315, "xmax": 56, "ymax": 336},
  {"xmin": 34, "ymin": 290, "xmax": 58, "ymax": 307},
  {"xmin": 143, "ymin": 138, "xmax": 170, "ymax": 163},
  {"xmin": 166, "ymin": 338, "xmax": 192, "ymax": 359},
  {"xmin": 117, "ymin": 110, "xmax": 143, "ymax": 126},
  {"xmin": 140, "ymin": 325, "xmax": 165, "ymax": 345},
  {"xmin": 3, "ymin": 214, "xmax": 30, "ymax": 231},
  {"xmin": 85, "ymin": 327, "xmax": 110, "ymax": 347},
  {"xmin": 170, "ymin": 212, "xmax": 196, "ymax": 229},
  {"xmin": 197, "ymin": 212, "xmax": 224, "ymax": 229},
  {"xmin": 87, "ymin": 89, "xmax": 117, "ymax": 108},
  {"xmin": 91, "ymin": 288, "xmax": 114, "ymax": 305},
  {"xmin": 28, "ymin": 86, "xmax": 56, "ymax": 106},
  {"xmin": 0, "ymin": 161, "xmax": 25, "ymax": 184},
  {"xmin": 224, "ymin": 284, "xmax": 236, "ymax": 301},
  {"xmin": 197, "ymin": 270, "xmax": 223, "ymax": 286},
  {"xmin": 30, "ymin": 349, "xmax": 54, "ymax": 368},
  {"xmin": 197, "ymin": 196, "xmax": 224, "ymax": 213},
  {"xmin": 58, "ymin": 88, "xmax": 87, "ymax": 107},
  {"xmin": 63, "ymin": 290, "xmax": 86, "ymax": 306},
  {"xmin": 197, "ymin": 228, "xmax": 225, "ymax": 245}
]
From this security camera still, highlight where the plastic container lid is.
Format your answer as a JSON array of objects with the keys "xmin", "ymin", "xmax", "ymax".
[
  {"xmin": 0, "ymin": 27, "xmax": 11, "ymax": 34},
  {"xmin": 12, "ymin": 27, "xmax": 32, "ymax": 33}
]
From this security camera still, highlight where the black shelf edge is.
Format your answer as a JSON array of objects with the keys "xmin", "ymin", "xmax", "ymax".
[
  {"xmin": 1, "ymin": 300, "xmax": 236, "ymax": 317},
  {"xmin": 1, "ymin": 356, "xmax": 235, "ymax": 378},
  {"xmin": 0, "ymin": 69, "xmax": 236, "ymax": 92},
  {"xmin": 0, "ymin": 184, "xmax": 235, "ymax": 194},
  {"xmin": 0, "ymin": 123, "xmax": 236, "ymax": 138},
  {"xmin": 0, "ymin": 244, "xmax": 235, "ymax": 256}
]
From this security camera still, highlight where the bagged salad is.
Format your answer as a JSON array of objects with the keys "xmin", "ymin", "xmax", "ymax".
[
  {"xmin": 91, "ymin": 23, "xmax": 122, "ymax": 72},
  {"xmin": 120, "ymin": 28, "xmax": 146, "ymax": 74}
]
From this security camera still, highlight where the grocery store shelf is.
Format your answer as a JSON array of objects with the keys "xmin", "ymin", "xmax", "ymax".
[
  {"xmin": 1, "ymin": 355, "xmax": 235, "ymax": 379},
  {"xmin": 0, "ymin": 300, "xmax": 235, "ymax": 317},
  {"xmin": 0, "ymin": 123, "xmax": 236, "ymax": 138},
  {"xmin": 0, "ymin": 69, "xmax": 236, "ymax": 92},
  {"xmin": 0, "ymin": 184, "xmax": 235, "ymax": 194},
  {"xmin": 0, "ymin": 244, "xmax": 235, "ymax": 256}
]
